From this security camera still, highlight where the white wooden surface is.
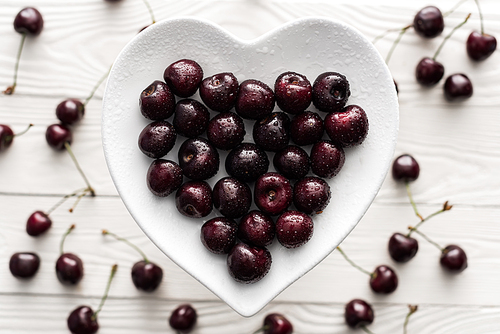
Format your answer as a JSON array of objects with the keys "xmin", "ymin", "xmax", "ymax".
[{"xmin": 1, "ymin": 0, "xmax": 500, "ymax": 333}]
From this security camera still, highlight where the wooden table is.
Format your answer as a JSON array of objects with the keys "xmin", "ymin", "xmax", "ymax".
[{"xmin": 1, "ymin": 0, "xmax": 499, "ymax": 333}]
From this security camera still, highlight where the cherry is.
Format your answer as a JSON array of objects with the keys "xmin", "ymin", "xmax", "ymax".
[
  {"xmin": 254, "ymin": 172, "xmax": 293, "ymax": 216},
  {"xmin": 392, "ymin": 154, "xmax": 420, "ymax": 182},
  {"xmin": 274, "ymin": 71, "xmax": 312, "ymax": 115},
  {"xmin": 139, "ymin": 80, "xmax": 176, "ymax": 120},
  {"xmin": 289, "ymin": 111, "xmax": 324, "ymax": 146},
  {"xmin": 440, "ymin": 245, "xmax": 468, "ymax": 273},
  {"xmin": 344, "ymin": 299, "xmax": 374, "ymax": 329},
  {"xmin": 276, "ymin": 210, "xmax": 314, "ymax": 249},
  {"xmin": 175, "ymin": 181, "xmax": 213, "ymax": 218},
  {"xmin": 466, "ymin": 0, "xmax": 497, "ymax": 61},
  {"xmin": 102, "ymin": 230, "xmax": 163, "ymax": 291},
  {"xmin": 235, "ymin": 79, "xmax": 275, "ymax": 120},
  {"xmin": 56, "ymin": 225, "xmax": 84, "ymax": 285},
  {"xmin": 199, "ymin": 72, "xmax": 239, "ymax": 112},
  {"xmin": 26, "ymin": 210, "xmax": 52, "ymax": 236},
  {"xmin": 444, "ymin": 73, "xmax": 473, "ymax": 102},
  {"xmin": 46, "ymin": 124, "xmax": 72, "ymax": 150},
  {"xmin": 173, "ymin": 99, "xmax": 210, "ymax": 138},
  {"xmin": 225, "ymin": 143, "xmax": 269, "ymax": 182},
  {"xmin": 200, "ymin": 217, "xmax": 238, "ymax": 254},
  {"xmin": 207, "ymin": 112, "xmax": 246, "ymax": 150},
  {"xmin": 238, "ymin": 210, "xmax": 275, "ymax": 248},
  {"xmin": 67, "ymin": 264, "xmax": 118, "ymax": 334},
  {"xmin": 227, "ymin": 243, "xmax": 272, "ymax": 284},
  {"xmin": 324, "ymin": 105, "xmax": 369, "ymax": 147},
  {"xmin": 164, "ymin": 59, "xmax": 203, "ymax": 98},
  {"xmin": 178, "ymin": 137, "xmax": 219, "ymax": 181},
  {"xmin": 293, "ymin": 176, "xmax": 331, "ymax": 215},
  {"xmin": 0, "ymin": 123, "xmax": 32, "ymax": 151},
  {"xmin": 169, "ymin": 304, "xmax": 197, "ymax": 333},
  {"xmin": 56, "ymin": 99, "xmax": 85, "ymax": 125},
  {"xmin": 388, "ymin": 233, "xmax": 419, "ymax": 263},
  {"xmin": 312, "ymin": 72, "xmax": 350, "ymax": 113},
  {"xmin": 9, "ymin": 252, "xmax": 40, "ymax": 278},
  {"xmin": 413, "ymin": 6, "xmax": 444, "ymax": 39},
  {"xmin": 310, "ymin": 140, "xmax": 345, "ymax": 178},
  {"xmin": 213, "ymin": 177, "xmax": 252, "ymax": 219},
  {"xmin": 253, "ymin": 313, "xmax": 293, "ymax": 334},
  {"xmin": 138, "ymin": 121, "xmax": 177, "ymax": 158},
  {"xmin": 146, "ymin": 159, "xmax": 183, "ymax": 197},
  {"xmin": 273, "ymin": 145, "xmax": 310, "ymax": 180},
  {"xmin": 253, "ymin": 112, "xmax": 291, "ymax": 152}
]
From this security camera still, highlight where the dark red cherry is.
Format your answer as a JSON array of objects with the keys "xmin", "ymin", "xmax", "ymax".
[
  {"xmin": 256, "ymin": 313, "xmax": 293, "ymax": 334},
  {"xmin": 0, "ymin": 124, "xmax": 14, "ymax": 151},
  {"xmin": 207, "ymin": 112, "xmax": 246, "ymax": 150},
  {"xmin": 169, "ymin": 304, "xmax": 197, "ymax": 333},
  {"xmin": 440, "ymin": 245, "xmax": 468, "ymax": 273},
  {"xmin": 9, "ymin": 252, "xmax": 40, "ymax": 278},
  {"xmin": 175, "ymin": 181, "xmax": 213, "ymax": 218},
  {"xmin": 415, "ymin": 57, "xmax": 445, "ymax": 86},
  {"xmin": 388, "ymin": 233, "xmax": 419, "ymax": 263},
  {"xmin": 344, "ymin": 299, "xmax": 374, "ymax": 328},
  {"xmin": 173, "ymin": 99, "xmax": 210, "ymax": 138},
  {"xmin": 235, "ymin": 79, "xmax": 275, "ymax": 120},
  {"xmin": 200, "ymin": 217, "xmax": 238, "ymax": 254},
  {"xmin": 14, "ymin": 7, "xmax": 44, "ymax": 36},
  {"xmin": 212, "ymin": 177, "xmax": 252, "ymax": 219},
  {"xmin": 293, "ymin": 176, "xmax": 331, "ymax": 215},
  {"xmin": 46, "ymin": 124, "xmax": 72, "ymax": 150},
  {"xmin": 274, "ymin": 71, "xmax": 312, "ymax": 115},
  {"xmin": 227, "ymin": 243, "xmax": 272, "ymax": 284},
  {"xmin": 369, "ymin": 265, "xmax": 398, "ymax": 294},
  {"xmin": 26, "ymin": 210, "xmax": 52, "ymax": 236},
  {"xmin": 131, "ymin": 261, "xmax": 163, "ymax": 292},
  {"xmin": 444, "ymin": 73, "xmax": 473, "ymax": 102},
  {"xmin": 163, "ymin": 59, "xmax": 203, "ymax": 98},
  {"xmin": 225, "ymin": 143, "xmax": 269, "ymax": 182},
  {"xmin": 138, "ymin": 121, "xmax": 176, "ymax": 158},
  {"xmin": 310, "ymin": 140, "xmax": 345, "ymax": 178},
  {"xmin": 467, "ymin": 31, "xmax": 497, "ymax": 61},
  {"xmin": 56, "ymin": 253, "xmax": 84, "ymax": 285},
  {"xmin": 146, "ymin": 159, "xmax": 183, "ymax": 197},
  {"xmin": 178, "ymin": 137, "xmax": 219, "ymax": 180},
  {"xmin": 253, "ymin": 112, "xmax": 290, "ymax": 152},
  {"xmin": 276, "ymin": 210, "xmax": 313, "ymax": 249},
  {"xmin": 56, "ymin": 99, "xmax": 85, "ymax": 125},
  {"xmin": 199, "ymin": 72, "xmax": 239, "ymax": 112},
  {"xmin": 312, "ymin": 72, "xmax": 350, "ymax": 113},
  {"xmin": 238, "ymin": 210, "xmax": 275, "ymax": 248},
  {"xmin": 392, "ymin": 154, "xmax": 420, "ymax": 182},
  {"xmin": 254, "ymin": 172, "xmax": 293, "ymax": 216},
  {"xmin": 273, "ymin": 145, "xmax": 310, "ymax": 180},
  {"xmin": 67, "ymin": 306, "xmax": 98, "ymax": 334},
  {"xmin": 139, "ymin": 80, "xmax": 176, "ymax": 120},
  {"xmin": 324, "ymin": 105, "xmax": 369, "ymax": 147},
  {"xmin": 413, "ymin": 6, "xmax": 444, "ymax": 39},
  {"xmin": 289, "ymin": 111, "xmax": 324, "ymax": 146}
]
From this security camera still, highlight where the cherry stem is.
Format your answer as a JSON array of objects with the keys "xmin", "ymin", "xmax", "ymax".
[
  {"xmin": 45, "ymin": 187, "xmax": 88, "ymax": 215},
  {"xmin": 385, "ymin": 25, "xmax": 412, "ymax": 65},
  {"xmin": 405, "ymin": 182, "xmax": 423, "ymax": 221},
  {"xmin": 336, "ymin": 247, "xmax": 373, "ymax": 277},
  {"xmin": 251, "ymin": 325, "xmax": 268, "ymax": 334},
  {"xmin": 60, "ymin": 224, "xmax": 76, "ymax": 255},
  {"xmin": 372, "ymin": 26, "xmax": 411, "ymax": 44},
  {"xmin": 4, "ymin": 123, "xmax": 34, "ymax": 143},
  {"xmin": 473, "ymin": 0, "xmax": 485, "ymax": 35},
  {"xmin": 141, "ymin": 0, "xmax": 156, "ymax": 24},
  {"xmin": 410, "ymin": 228, "xmax": 444, "ymax": 252},
  {"xmin": 69, "ymin": 188, "xmax": 93, "ymax": 213},
  {"xmin": 361, "ymin": 326, "xmax": 376, "ymax": 334},
  {"xmin": 407, "ymin": 201, "xmax": 452, "ymax": 237},
  {"xmin": 443, "ymin": 0, "xmax": 469, "ymax": 17},
  {"xmin": 64, "ymin": 142, "xmax": 95, "ymax": 196},
  {"xmin": 83, "ymin": 66, "xmax": 112, "ymax": 107},
  {"xmin": 403, "ymin": 305, "xmax": 418, "ymax": 334},
  {"xmin": 3, "ymin": 33, "xmax": 26, "ymax": 95},
  {"xmin": 92, "ymin": 264, "xmax": 118, "ymax": 321},
  {"xmin": 102, "ymin": 230, "xmax": 149, "ymax": 263},
  {"xmin": 433, "ymin": 13, "xmax": 471, "ymax": 61}
]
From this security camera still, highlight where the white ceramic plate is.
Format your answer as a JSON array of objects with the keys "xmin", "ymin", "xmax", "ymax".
[{"xmin": 102, "ymin": 17, "xmax": 398, "ymax": 317}]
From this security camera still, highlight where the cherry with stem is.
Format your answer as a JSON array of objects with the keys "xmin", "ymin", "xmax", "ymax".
[
  {"xmin": 466, "ymin": 0, "xmax": 497, "ymax": 61},
  {"xmin": 0, "ymin": 123, "xmax": 33, "ymax": 151},
  {"xmin": 403, "ymin": 305, "xmax": 418, "ymax": 334},
  {"xmin": 56, "ymin": 224, "xmax": 84, "ymax": 285},
  {"xmin": 67, "ymin": 264, "xmax": 118, "ymax": 334},
  {"xmin": 102, "ymin": 230, "xmax": 163, "ymax": 292}
]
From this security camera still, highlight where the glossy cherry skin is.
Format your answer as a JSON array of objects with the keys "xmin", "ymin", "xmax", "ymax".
[
  {"xmin": 26, "ymin": 210, "xmax": 52, "ymax": 236},
  {"xmin": 290, "ymin": 111, "xmax": 324, "ymax": 146},
  {"xmin": 369, "ymin": 265, "xmax": 398, "ymax": 294},
  {"xmin": 273, "ymin": 145, "xmax": 310, "ymax": 180},
  {"xmin": 238, "ymin": 210, "xmax": 275, "ymax": 248},
  {"xmin": 14, "ymin": 7, "xmax": 44, "ymax": 36},
  {"xmin": 163, "ymin": 59, "xmax": 203, "ymax": 98},
  {"xmin": 344, "ymin": 299, "xmax": 374, "ymax": 328},
  {"xmin": 444, "ymin": 74, "xmax": 473, "ymax": 102},
  {"xmin": 310, "ymin": 140, "xmax": 345, "ymax": 178},
  {"xmin": 312, "ymin": 72, "xmax": 350, "ymax": 113},
  {"xmin": 46, "ymin": 124, "xmax": 72, "ymax": 150},
  {"xmin": 178, "ymin": 137, "xmax": 219, "ymax": 180},
  {"xmin": 175, "ymin": 181, "xmax": 213, "ymax": 218},
  {"xmin": 56, "ymin": 99, "xmax": 85, "ymax": 125},
  {"xmin": 56, "ymin": 253, "xmax": 84, "ymax": 285},
  {"xmin": 213, "ymin": 177, "xmax": 252, "ymax": 219},
  {"xmin": 262, "ymin": 313, "xmax": 293, "ymax": 334},
  {"xmin": 440, "ymin": 245, "xmax": 468, "ymax": 273},
  {"xmin": 138, "ymin": 121, "xmax": 176, "ymax": 158},
  {"xmin": 0, "ymin": 125, "xmax": 14, "ymax": 151},
  {"xmin": 466, "ymin": 31, "xmax": 497, "ymax": 61},
  {"xmin": 9, "ymin": 252, "xmax": 40, "ymax": 278},
  {"xmin": 388, "ymin": 233, "xmax": 419, "ymax": 263},
  {"xmin": 207, "ymin": 112, "xmax": 246, "ymax": 150},
  {"xmin": 276, "ymin": 210, "xmax": 314, "ymax": 248},
  {"xmin": 293, "ymin": 176, "xmax": 330, "ymax": 215},
  {"xmin": 131, "ymin": 261, "xmax": 163, "ymax": 292},
  {"xmin": 324, "ymin": 105, "xmax": 369, "ymax": 147},
  {"xmin": 253, "ymin": 112, "xmax": 291, "ymax": 152},
  {"xmin": 413, "ymin": 6, "xmax": 444, "ymax": 39},
  {"xmin": 67, "ymin": 306, "xmax": 98, "ymax": 334},
  {"xmin": 139, "ymin": 80, "xmax": 176, "ymax": 120},
  {"xmin": 225, "ymin": 143, "xmax": 269, "ymax": 182},
  {"xmin": 227, "ymin": 243, "xmax": 272, "ymax": 284},
  {"xmin": 173, "ymin": 99, "xmax": 210, "ymax": 138},
  {"xmin": 200, "ymin": 217, "xmax": 238, "ymax": 254},
  {"xmin": 274, "ymin": 71, "xmax": 312, "ymax": 115},
  {"xmin": 392, "ymin": 154, "xmax": 420, "ymax": 182},
  {"xmin": 235, "ymin": 79, "xmax": 275, "ymax": 120},
  {"xmin": 169, "ymin": 304, "xmax": 197, "ymax": 333},
  {"xmin": 254, "ymin": 172, "xmax": 293, "ymax": 216},
  {"xmin": 199, "ymin": 72, "xmax": 239, "ymax": 112},
  {"xmin": 146, "ymin": 159, "xmax": 183, "ymax": 197},
  {"xmin": 416, "ymin": 57, "xmax": 444, "ymax": 86}
]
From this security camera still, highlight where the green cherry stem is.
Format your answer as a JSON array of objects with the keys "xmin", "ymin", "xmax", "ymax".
[
  {"xmin": 385, "ymin": 25, "xmax": 412, "ymax": 65},
  {"xmin": 91, "ymin": 264, "xmax": 118, "ymax": 321},
  {"xmin": 372, "ymin": 26, "xmax": 410, "ymax": 44},
  {"xmin": 64, "ymin": 142, "xmax": 95, "ymax": 196},
  {"xmin": 361, "ymin": 326, "xmax": 376, "ymax": 334},
  {"xmin": 410, "ymin": 228, "xmax": 444, "ymax": 252},
  {"xmin": 433, "ymin": 13, "xmax": 471, "ymax": 61},
  {"xmin": 443, "ymin": 0, "xmax": 469, "ymax": 17},
  {"xmin": 252, "ymin": 325, "xmax": 270, "ymax": 334},
  {"xmin": 83, "ymin": 66, "xmax": 112, "ymax": 107},
  {"xmin": 141, "ymin": 0, "xmax": 156, "ymax": 24},
  {"xmin": 68, "ymin": 187, "xmax": 94, "ymax": 213},
  {"xmin": 405, "ymin": 182, "xmax": 423, "ymax": 221},
  {"xmin": 45, "ymin": 187, "xmax": 88, "ymax": 215},
  {"xmin": 407, "ymin": 201, "xmax": 453, "ymax": 237},
  {"xmin": 3, "ymin": 33, "xmax": 26, "ymax": 95},
  {"xmin": 102, "ymin": 230, "xmax": 149, "ymax": 263},
  {"xmin": 60, "ymin": 224, "xmax": 76, "ymax": 255},
  {"xmin": 473, "ymin": 0, "xmax": 485, "ymax": 35},
  {"xmin": 337, "ymin": 247, "xmax": 373, "ymax": 277},
  {"xmin": 4, "ymin": 123, "xmax": 34, "ymax": 144},
  {"xmin": 403, "ymin": 305, "xmax": 418, "ymax": 334}
]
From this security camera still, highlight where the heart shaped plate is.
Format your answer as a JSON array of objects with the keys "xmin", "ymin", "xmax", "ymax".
[{"xmin": 102, "ymin": 17, "xmax": 398, "ymax": 317}]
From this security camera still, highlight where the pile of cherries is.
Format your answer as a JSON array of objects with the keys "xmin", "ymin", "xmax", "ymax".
[{"xmin": 138, "ymin": 59, "xmax": 369, "ymax": 284}]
